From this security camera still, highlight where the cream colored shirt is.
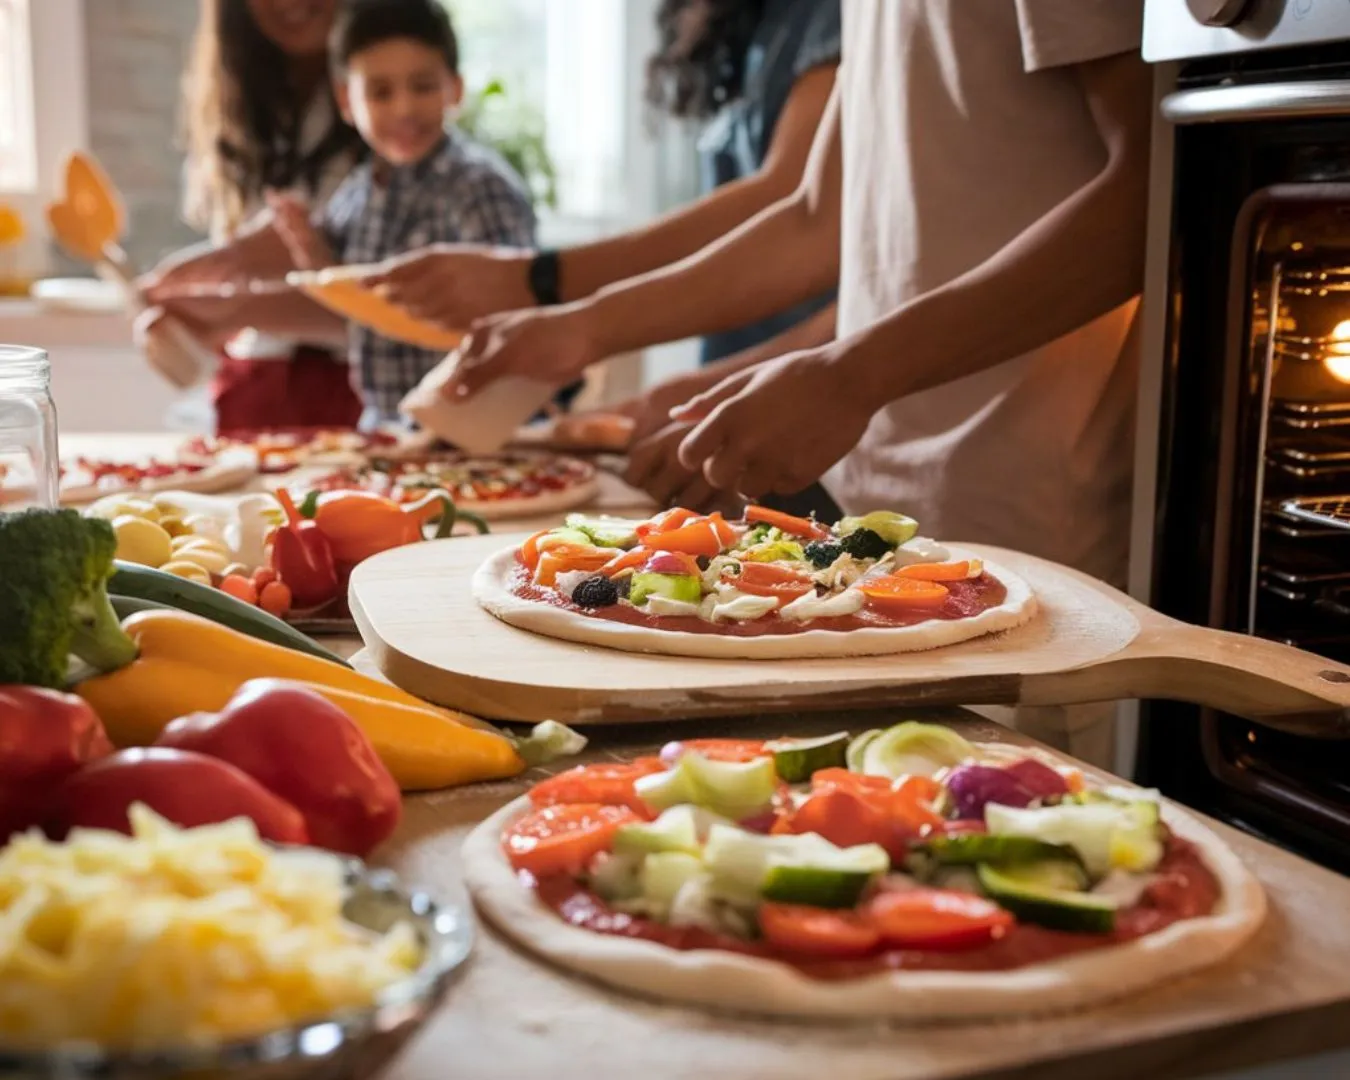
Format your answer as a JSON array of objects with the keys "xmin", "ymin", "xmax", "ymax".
[{"xmin": 823, "ymin": 0, "xmax": 1144, "ymax": 586}]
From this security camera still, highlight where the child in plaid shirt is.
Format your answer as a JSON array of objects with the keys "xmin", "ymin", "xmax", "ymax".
[{"xmin": 270, "ymin": 0, "xmax": 535, "ymax": 426}]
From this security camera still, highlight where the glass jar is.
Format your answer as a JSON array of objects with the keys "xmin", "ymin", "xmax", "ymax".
[{"xmin": 0, "ymin": 345, "xmax": 59, "ymax": 508}]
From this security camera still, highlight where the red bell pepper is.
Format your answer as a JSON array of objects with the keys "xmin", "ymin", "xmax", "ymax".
[
  {"xmin": 155, "ymin": 679, "xmax": 401, "ymax": 857},
  {"xmin": 51, "ymin": 747, "xmax": 311, "ymax": 845},
  {"xmin": 0, "ymin": 686, "xmax": 114, "ymax": 840},
  {"xmin": 270, "ymin": 488, "xmax": 341, "ymax": 609}
]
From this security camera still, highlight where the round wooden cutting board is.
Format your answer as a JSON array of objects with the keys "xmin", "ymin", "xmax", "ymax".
[{"xmin": 348, "ymin": 534, "xmax": 1350, "ymax": 734}]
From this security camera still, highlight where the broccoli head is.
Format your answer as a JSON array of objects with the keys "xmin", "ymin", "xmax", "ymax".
[{"xmin": 0, "ymin": 509, "xmax": 137, "ymax": 688}]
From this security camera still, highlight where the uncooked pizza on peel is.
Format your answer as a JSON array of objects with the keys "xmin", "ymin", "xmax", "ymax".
[
  {"xmin": 473, "ymin": 505, "xmax": 1037, "ymax": 659},
  {"xmin": 463, "ymin": 722, "xmax": 1266, "ymax": 1020},
  {"xmin": 306, "ymin": 450, "xmax": 599, "ymax": 522}
]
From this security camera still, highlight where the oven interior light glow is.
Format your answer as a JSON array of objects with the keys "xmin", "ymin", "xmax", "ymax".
[{"xmin": 1324, "ymin": 319, "xmax": 1350, "ymax": 382}]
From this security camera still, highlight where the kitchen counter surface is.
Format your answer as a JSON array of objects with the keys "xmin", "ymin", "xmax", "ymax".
[{"xmin": 51, "ymin": 432, "xmax": 1350, "ymax": 1080}]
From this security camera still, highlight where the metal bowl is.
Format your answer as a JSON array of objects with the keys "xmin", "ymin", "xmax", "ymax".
[{"xmin": 0, "ymin": 863, "xmax": 473, "ymax": 1080}]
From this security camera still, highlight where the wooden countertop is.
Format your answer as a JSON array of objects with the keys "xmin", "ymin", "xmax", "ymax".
[
  {"xmin": 371, "ymin": 709, "xmax": 1350, "ymax": 1080},
  {"xmin": 59, "ymin": 433, "xmax": 1350, "ymax": 1079}
]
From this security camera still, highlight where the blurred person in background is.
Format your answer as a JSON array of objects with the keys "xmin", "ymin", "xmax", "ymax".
[{"xmin": 137, "ymin": 0, "xmax": 367, "ymax": 434}]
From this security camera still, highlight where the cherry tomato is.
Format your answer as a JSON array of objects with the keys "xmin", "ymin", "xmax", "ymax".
[
  {"xmin": 502, "ymin": 803, "xmax": 639, "ymax": 877},
  {"xmin": 759, "ymin": 903, "xmax": 881, "ymax": 958}
]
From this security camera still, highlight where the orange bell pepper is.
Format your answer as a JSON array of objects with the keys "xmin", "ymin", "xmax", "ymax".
[
  {"xmin": 639, "ymin": 516, "xmax": 729, "ymax": 557},
  {"xmin": 745, "ymin": 505, "xmax": 829, "ymax": 540},
  {"xmin": 897, "ymin": 560, "xmax": 981, "ymax": 582},
  {"xmin": 297, "ymin": 489, "xmax": 487, "ymax": 568}
]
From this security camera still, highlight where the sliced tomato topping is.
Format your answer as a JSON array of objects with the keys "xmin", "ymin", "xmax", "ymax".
[
  {"xmin": 640, "ymin": 518, "xmax": 727, "ymax": 557},
  {"xmin": 528, "ymin": 758, "xmax": 667, "ymax": 816},
  {"xmin": 636, "ymin": 507, "xmax": 699, "ymax": 538},
  {"xmin": 744, "ymin": 505, "xmax": 830, "ymax": 540},
  {"xmin": 799, "ymin": 770, "xmax": 944, "ymax": 841},
  {"xmin": 672, "ymin": 739, "xmax": 770, "ymax": 763},
  {"xmin": 860, "ymin": 575, "xmax": 951, "ymax": 612},
  {"xmin": 861, "ymin": 888, "xmax": 1014, "ymax": 951},
  {"xmin": 726, "ymin": 560, "xmax": 815, "ymax": 602},
  {"xmin": 896, "ymin": 560, "xmax": 981, "ymax": 582},
  {"xmin": 502, "ymin": 803, "xmax": 639, "ymax": 877},
  {"xmin": 758, "ymin": 903, "xmax": 881, "ymax": 958}
]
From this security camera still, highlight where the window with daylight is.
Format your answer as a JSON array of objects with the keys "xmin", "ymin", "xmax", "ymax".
[
  {"xmin": 0, "ymin": 0, "xmax": 37, "ymax": 193},
  {"xmin": 444, "ymin": 0, "xmax": 699, "ymax": 230}
]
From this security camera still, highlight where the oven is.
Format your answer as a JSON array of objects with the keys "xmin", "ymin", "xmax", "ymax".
[{"xmin": 1134, "ymin": 1, "xmax": 1350, "ymax": 873}]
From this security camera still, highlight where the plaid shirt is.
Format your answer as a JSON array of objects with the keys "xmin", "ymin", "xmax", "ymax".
[{"xmin": 319, "ymin": 130, "xmax": 536, "ymax": 421}]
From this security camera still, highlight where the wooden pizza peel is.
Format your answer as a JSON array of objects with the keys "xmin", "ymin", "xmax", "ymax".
[{"xmin": 348, "ymin": 533, "xmax": 1350, "ymax": 735}]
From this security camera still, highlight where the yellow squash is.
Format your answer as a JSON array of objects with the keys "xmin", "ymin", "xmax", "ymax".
[{"xmin": 76, "ymin": 611, "xmax": 523, "ymax": 791}]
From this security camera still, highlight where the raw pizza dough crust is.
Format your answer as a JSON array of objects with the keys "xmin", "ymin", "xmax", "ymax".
[
  {"xmin": 463, "ymin": 790, "xmax": 1267, "ymax": 1021},
  {"xmin": 473, "ymin": 544, "xmax": 1039, "ymax": 659}
]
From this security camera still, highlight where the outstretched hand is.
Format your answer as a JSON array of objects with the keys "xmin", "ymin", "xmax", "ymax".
[
  {"xmin": 266, "ymin": 191, "xmax": 332, "ymax": 271},
  {"xmin": 437, "ymin": 305, "xmax": 600, "ymax": 401},
  {"xmin": 671, "ymin": 348, "xmax": 874, "ymax": 499},
  {"xmin": 360, "ymin": 245, "xmax": 533, "ymax": 329}
]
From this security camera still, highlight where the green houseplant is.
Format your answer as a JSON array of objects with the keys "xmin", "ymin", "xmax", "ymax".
[{"xmin": 456, "ymin": 80, "xmax": 557, "ymax": 210}]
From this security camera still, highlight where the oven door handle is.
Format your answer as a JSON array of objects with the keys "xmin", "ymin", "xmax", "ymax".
[{"xmin": 1162, "ymin": 80, "xmax": 1350, "ymax": 124}]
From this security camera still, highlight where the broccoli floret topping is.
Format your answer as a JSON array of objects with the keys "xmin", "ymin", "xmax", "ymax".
[
  {"xmin": 572, "ymin": 576, "xmax": 620, "ymax": 609},
  {"xmin": 804, "ymin": 540, "xmax": 843, "ymax": 568},
  {"xmin": 0, "ymin": 509, "xmax": 138, "ymax": 688},
  {"xmin": 838, "ymin": 528, "xmax": 892, "ymax": 561}
]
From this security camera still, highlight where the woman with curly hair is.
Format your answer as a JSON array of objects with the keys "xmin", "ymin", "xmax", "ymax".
[{"xmin": 139, "ymin": 0, "xmax": 366, "ymax": 434}]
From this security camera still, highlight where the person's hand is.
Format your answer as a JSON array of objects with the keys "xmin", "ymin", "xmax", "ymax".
[
  {"xmin": 623, "ymin": 420, "xmax": 720, "ymax": 510},
  {"xmin": 361, "ymin": 244, "xmax": 533, "ymax": 329},
  {"xmin": 139, "ymin": 245, "xmax": 249, "ymax": 304},
  {"xmin": 440, "ymin": 304, "xmax": 600, "ymax": 401},
  {"xmin": 672, "ymin": 348, "xmax": 875, "ymax": 498},
  {"xmin": 608, "ymin": 370, "xmax": 717, "ymax": 443},
  {"xmin": 266, "ymin": 191, "xmax": 330, "ymax": 271}
]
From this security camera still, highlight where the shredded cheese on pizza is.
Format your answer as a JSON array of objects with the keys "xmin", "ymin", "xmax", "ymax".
[{"xmin": 0, "ymin": 807, "xmax": 419, "ymax": 1051}]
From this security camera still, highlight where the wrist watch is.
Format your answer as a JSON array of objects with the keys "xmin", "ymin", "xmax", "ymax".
[{"xmin": 528, "ymin": 249, "xmax": 562, "ymax": 306}]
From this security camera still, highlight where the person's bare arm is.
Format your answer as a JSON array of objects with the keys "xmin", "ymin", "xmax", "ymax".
[
  {"xmin": 140, "ymin": 215, "xmax": 294, "ymax": 298},
  {"xmin": 444, "ymin": 85, "xmax": 844, "ymax": 400},
  {"xmin": 672, "ymin": 51, "xmax": 1153, "ymax": 497},
  {"xmin": 582, "ymin": 83, "xmax": 843, "ymax": 360},
  {"xmin": 155, "ymin": 290, "xmax": 348, "ymax": 348},
  {"xmin": 560, "ymin": 65, "xmax": 837, "ymax": 300},
  {"xmin": 839, "ymin": 50, "xmax": 1151, "ymax": 402},
  {"xmin": 363, "ymin": 67, "xmax": 839, "ymax": 324}
]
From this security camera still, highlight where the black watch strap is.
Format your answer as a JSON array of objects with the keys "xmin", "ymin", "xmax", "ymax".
[{"xmin": 528, "ymin": 249, "xmax": 562, "ymax": 306}]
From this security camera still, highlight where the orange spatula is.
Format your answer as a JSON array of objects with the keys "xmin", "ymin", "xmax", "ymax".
[{"xmin": 46, "ymin": 151, "xmax": 217, "ymax": 389}]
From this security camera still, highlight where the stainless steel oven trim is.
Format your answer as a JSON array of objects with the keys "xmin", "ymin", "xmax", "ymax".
[{"xmin": 1162, "ymin": 80, "xmax": 1350, "ymax": 124}]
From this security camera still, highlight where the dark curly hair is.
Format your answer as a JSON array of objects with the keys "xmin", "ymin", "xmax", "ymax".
[{"xmin": 646, "ymin": 0, "xmax": 766, "ymax": 120}]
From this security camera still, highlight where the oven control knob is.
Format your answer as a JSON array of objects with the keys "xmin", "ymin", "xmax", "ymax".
[{"xmin": 1186, "ymin": 0, "xmax": 1254, "ymax": 26}]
